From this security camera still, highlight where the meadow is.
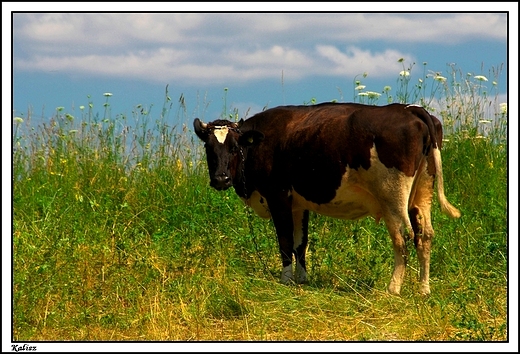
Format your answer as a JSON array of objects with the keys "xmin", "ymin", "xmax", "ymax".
[{"xmin": 12, "ymin": 62, "xmax": 508, "ymax": 342}]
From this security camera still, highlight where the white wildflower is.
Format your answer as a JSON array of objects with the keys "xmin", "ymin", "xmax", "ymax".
[
  {"xmin": 499, "ymin": 103, "xmax": 507, "ymax": 115},
  {"xmin": 366, "ymin": 91, "xmax": 381, "ymax": 99},
  {"xmin": 474, "ymin": 75, "xmax": 488, "ymax": 82}
]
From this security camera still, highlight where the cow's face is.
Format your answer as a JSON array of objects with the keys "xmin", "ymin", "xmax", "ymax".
[{"xmin": 194, "ymin": 118, "xmax": 264, "ymax": 191}]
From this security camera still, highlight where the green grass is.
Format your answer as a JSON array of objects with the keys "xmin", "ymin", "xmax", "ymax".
[{"xmin": 12, "ymin": 63, "xmax": 508, "ymax": 341}]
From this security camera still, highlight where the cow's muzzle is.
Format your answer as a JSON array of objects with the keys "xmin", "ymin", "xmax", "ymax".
[{"xmin": 210, "ymin": 174, "xmax": 232, "ymax": 191}]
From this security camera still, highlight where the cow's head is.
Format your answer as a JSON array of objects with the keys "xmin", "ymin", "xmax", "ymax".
[{"xmin": 194, "ymin": 118, "xmax": 264, "ymax": 191}]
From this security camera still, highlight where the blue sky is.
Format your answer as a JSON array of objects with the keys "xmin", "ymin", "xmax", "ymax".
[{"xmin": 8, "ymin": 6, "xmax": 515, "ymax": 130}]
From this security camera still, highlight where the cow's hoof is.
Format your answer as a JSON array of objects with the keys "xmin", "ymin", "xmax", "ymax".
[
  {"xmin": 280, "ymin": 265, "xmax": 294, "ymax": 285},
  {"xmin": 418, "ymin": 284, "xmax": 431, "ymax": 296},
  {"xmin": 387, "ymin": 283, "xmax": 401, "ymax": 296},
  {"xmin": 294, "ymin": 270, "xmax": 308, "ymax": 285}
]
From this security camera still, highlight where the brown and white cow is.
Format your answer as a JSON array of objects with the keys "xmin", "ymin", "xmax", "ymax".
[{"xmin": 194, "ymin": 102, "xmax": 461, "ymax": 295}]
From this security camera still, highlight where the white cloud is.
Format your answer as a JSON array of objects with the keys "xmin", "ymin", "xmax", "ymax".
[
  {"xmin": 16, "ymin": 13, "xmax": 204, "ymax": 46},
  {"xmin": 333, "ymin": 13, "xmax": 507, "ymax": 43},
  {"xmin": 15, "ymin": 44, "xmax": 414, "ymax": 85},
  {"xmin": 315, "ymin": 46, "xmax": 412, "ymax": 77},
  {"xmin": 14, "ymin": 13, "xmax": 507, "ymax": 47}
]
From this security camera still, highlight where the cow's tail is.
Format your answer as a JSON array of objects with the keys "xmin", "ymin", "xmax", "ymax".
[
  {"xmin": 432, "ymin": 147, "xmax": 461, "ymax": 218},
  {"xmin": 406, "ymin": 105, "xmax": 461, "ymax": 218}
]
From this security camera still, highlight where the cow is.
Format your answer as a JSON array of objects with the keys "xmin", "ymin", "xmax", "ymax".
[{"xmin": 193, "ymin": 102, "xmax": 461, "ymax": 295}]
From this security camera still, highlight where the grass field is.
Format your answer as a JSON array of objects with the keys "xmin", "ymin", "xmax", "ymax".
[{"xmin": 12, "ymin": 64, "xmax": 509, "ymax": 343}]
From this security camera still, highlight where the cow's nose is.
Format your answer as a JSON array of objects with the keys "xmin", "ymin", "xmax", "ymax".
[{"xmin": 211, "ymin": 174, "xmax": 232, "ymax": 190}]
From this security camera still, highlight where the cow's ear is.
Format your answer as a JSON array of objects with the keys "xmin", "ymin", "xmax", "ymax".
[
  {"xmin": 193, "ymin": 118, "xmax": 209, "ymax": 141},
  {"xmin": 238, "ymin": 130, "xmax": 264, "ymax": 146}
]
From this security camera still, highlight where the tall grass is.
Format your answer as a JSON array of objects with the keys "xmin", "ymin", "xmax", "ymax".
[{"xmin": 12, "ymin": 62, "xmax": 508, "ymax": 342}]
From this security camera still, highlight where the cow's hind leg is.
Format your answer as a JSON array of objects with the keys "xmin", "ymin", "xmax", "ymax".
[
  {"xmin": 293, "ymin": 209, "xmax": 309, "ymax": 284},
  {"xmin": 384, "ymin": 209, "xmax": 414, "ymax": 296},
  {"xmin": 409, "ymin": 176, "xmax": 435, "ymax": 295}
]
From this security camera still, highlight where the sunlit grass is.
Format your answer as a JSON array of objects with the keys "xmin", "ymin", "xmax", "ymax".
[{"xmin": 12, "ymin": 62, "xmax": 507, "ymax": 341}]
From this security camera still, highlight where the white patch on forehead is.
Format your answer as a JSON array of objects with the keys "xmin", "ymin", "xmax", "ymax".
[{"xmin": 213, "ymin": 126, "xmax": 229, "ymax": 144}]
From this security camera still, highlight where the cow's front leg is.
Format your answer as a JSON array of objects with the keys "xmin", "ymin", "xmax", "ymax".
[
  {"xmin": 293, "ymin": 209, "xmax": 309, "ymax": 284},
  {"xmin": 267, "ymin": 191, "xmax": 295, "ymax": 284},
  {"xmin": 410, "ymin": 206, "xmax": 434, "ymax": 296}
]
